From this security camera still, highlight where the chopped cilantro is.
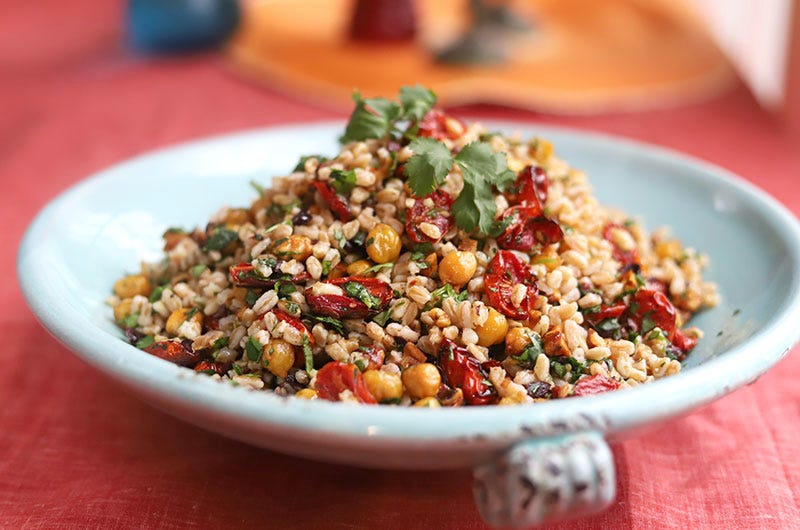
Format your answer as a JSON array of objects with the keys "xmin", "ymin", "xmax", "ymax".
[
  {"xmin": 596, "ymin": 318, "xmax": 621, "ymax": 334},
  {"xmin": 330, "ymin": 168, "xmax": 357, "ymax": 195},
  {"xmin": 245, "ymin": 336, "xmax": 263, "ymax": 362},
  {"xmin": 343, "ymin": 281, "xmax": 382, "ymax": 309},
  {"xmin": 361, "ymin": 262, "xmax": 394, "ymax": 274},
  {"xmin": 372, "ymin": 309, "xmax": 392, "ymax": 326},
  {"xmin": 120, "ymin": 313, "xmax": 139, "ymax": 328},
  {"xmin": 641, "ymin": 314, "xmax": 657, "ymax": 335},
  {"xmin": 404, "ymin": 137, "xmax": 453, "ymax": 197},
  {"xmin": 307, "ymin": 314, "xmax": 345, "ymax": 335},
  {"xmin": 340, "ymin": 85, "xmax": 436, "ymax": 144},
  {"xmin": 135, "ymin": 335, "xmax": 155, "ymax": 349},
  {"xmin": 583, "ymin": 304, "xmax": 601, "ymax": 314},
  {"xmin": 191, "ymin": 264, "xmax": 207, "ymax": 278},
  {"xmin": 333, "ymin": 229, "xmax": 347, "ymax": 250},
  {"xmin": 274, "ymin": 281, "xmax": 297, "ymax": 297},
  {"xmin": 353, "ymin": 358, "xmax": 367, "ymax": 372},
  {"xmin": 213, "ymin": 336, "xmax": 229, "ymax": 350},
  {"xmin": 303, "ymin": 334, "xmax": 315, "ymax": 375},
  {"xmin": 512, "ymin": 332, "xmax": 544, "ymax": 368},
  {"xmin": 245, "ymin": 289, "xmax": 259, "ymax": 307},
  {"xmin": 425, "ymin": 284, "xmax": 468, "ymax": 310},
  {"xmin": 551, "ymin": 360, "xmax": 567, "ymax": 379},
  {"xmin": 321, "ymin": 260, "xmax": 333, "ymax": 275},
  {"xmin": 148, "ymin": 285, "xmax": 165, "ymax": 303},
  {"xmin": 203, "ymin": 227, "xmax": 239, "ymax": 252},
  {"xmin": 398, "ymin": 84, "xmax": 437, "ymax": 122}
]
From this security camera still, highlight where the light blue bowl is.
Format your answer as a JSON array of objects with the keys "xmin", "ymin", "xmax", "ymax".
[{"xmin": 18, "ymin": 122, "xmax": 800, "ymax": 528}]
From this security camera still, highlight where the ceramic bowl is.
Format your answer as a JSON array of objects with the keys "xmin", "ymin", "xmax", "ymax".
[{"xmin": 18, "ymin": 122, "xmax": 800, "ymax": 528}]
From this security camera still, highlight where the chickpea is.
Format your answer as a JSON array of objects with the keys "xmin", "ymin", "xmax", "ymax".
[
  {"xmin": 505, "ymin": 327, "xmax": 533, "ymax": 356},
  {"xmin": 402, "ymin": 363, "xmax": 442, "ymax": 400},
  {"xmin": 113, "ymin": 298, "xmax": 133, "ymax": 323},
  {"xmin": 655, "ymin": 240, "xmax": 681, "ymax": 260},
  {"xmin": 272, "ymin": 235, "xmax": 312, "ymax": 261},
  {"xmin": 366, "ymin": 223, "xmax": 401, "ymax": 264},
  {"xmin": 262, "ymin": 339, "xmax": 295, "ymax": 378},
  {"xmin": 534, "ymin": 249, "xmax": 561, "ymax": 272},
  {"xmin": 363, "ymin": 370, "xmax": 403, "ymax": 402},
  {"xmin": 165, "ymin": 308, "xmax": 203, "ymax": 336},
  {"xmin": 347, "ymin": 259, "xmax": 372, "ymax": 276},
  {"xmin": 113, "ymin": 274, "xmax": 151, "ymax": 299},
  {"xmin": 475, "ymin": 308, "xmax": 509, "ymax": 347},
  {"xmin": 439, "ymin": 251, "xmax": 477, "ymax": 286},
  {"xmin": 413, "ymin": 397, "xmax": 441, "ymax": 408},
  {"xmin": 295, "ymin": 388, "xmax": 318, "ymax": 399},
  {"xmin": 225, "ymin": 208, "xmax": 251, "ymax": 227}
]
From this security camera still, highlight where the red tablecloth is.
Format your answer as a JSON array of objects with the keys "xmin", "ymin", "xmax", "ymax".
[{"xmin": 2, "ymin": 3, "xmax": 799, "ymax": 528}]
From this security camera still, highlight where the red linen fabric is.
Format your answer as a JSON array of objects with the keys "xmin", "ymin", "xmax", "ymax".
[{"xmin": 1, "ymin": 3, "xmax": 798, "ymax": 528}]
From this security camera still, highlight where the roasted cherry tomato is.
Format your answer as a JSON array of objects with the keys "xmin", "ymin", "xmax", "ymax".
[
  {"xmin": 645, "ymin": 278, "xmax": 668, "ymax": 294},
  {"xmin": 507, "ymin": 165, "xmax": 548, "ymax": 208},
  {"xmin": 630, "ymin": 289, "xmax": 677, "ymax": 340},
  {"xmin": 438, "ymin": 339, "xmax": 496, "ymax": 405},
  {"xmin": 672, "ymin": 328, "xmax": 698, "ymax": 354},
  {"xmin": 360, "ymin": 345, "xmax": 385, "ymax": 370},
  {"xmin": 305, "ymin": 277, "xmax": 393, "ymax": 319},
  {"xmin": 143, "ymin": 340, "xmax": 200, "ymax": 367},
  {"xmin": 572, "ymin": 374, "xmax": 620, "ymax": 397},
  {"xmin": 584, "ymin": 303, "xmax": 627, "ymax": 326},
  {"xmin": 311, "ymin": 180, "xmax": 352, "ymax": 221},
  {"xmin": 417, "ymin": 109, "xmax": 465, "ymax": 141},
  {"xmin": 484, "ymin": 250, "xmax": 537, "ymax": 320},
  {"xmin": 315, "ymin": 361, "xmax": 377, "ymax": 404},
  {"xmin": 497, "ymin": 206, "xmax": 563, "ymax": 252},
  {"xmin": 405, "ymin": 190, "xmax": 453, "ymax": 243},
  {"xmin": 603, "ymin": 223, "xmax": 639, "ymax": 266},
  {"xmin": 229, "ymin": 263, "xmax": 311, "ymax": 288},
  {"xmin": 193, "ymin": 361, "xmax": 230, "ymax": 375},
  {"xmin": 271, "ymin": 310, "xmax": 316, "ymax": 368}
]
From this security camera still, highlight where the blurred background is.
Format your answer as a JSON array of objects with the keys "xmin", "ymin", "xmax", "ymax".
[{"xmin": 3, "ymin": 1, "xmax": 800, "ymax": 529}]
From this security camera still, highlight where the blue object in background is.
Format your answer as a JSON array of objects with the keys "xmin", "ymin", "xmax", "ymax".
[{"xmin": 127, "ymin": 0, "xmax": 240, "ymax": 53}]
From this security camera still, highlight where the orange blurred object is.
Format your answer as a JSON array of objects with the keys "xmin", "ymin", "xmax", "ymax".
[{"xmin": 227, "ymin": 0, "xmax": 735, "ymax": 113}]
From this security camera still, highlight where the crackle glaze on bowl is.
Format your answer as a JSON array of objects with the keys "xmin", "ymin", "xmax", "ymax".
[{"xmin": 18, "ymin": 122, "xmax": 800, "ymax": 527}]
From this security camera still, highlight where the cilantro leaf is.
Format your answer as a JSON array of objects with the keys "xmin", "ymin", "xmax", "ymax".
[
  {"xmin": 245, "ymin": 336, "xmax": 262, "ymax": 362},
  {"xmin": 372, "ymin": 309, "xmax": 392, "ymax": 326},
  {"xmin": 303, "ymin": 334, "xmax": 315, "ymax": 374},
  {"xmin": 203, "ymin": 227, "xmax": 239, "ymax": 252},
  {"xmin": 399, "ymin": 84, "xmax": 437, "ymax": 122},
  {"xmin": 135, "ymin": 335, "xmax": 155, "ymax": 349},
  {"xmin": 404, "ymin": 137, "xmax": 453, "ymax": 197},
  {"xmin": 293, "ymin": 154, "xmax": 328, "ymax": 173},
  {"xmin": 341, "ymin": 93, "xmax": 398, "ymax": 143},
  {"xmin": 307, "ymin": 314, "xmax": 346, "ymax": 335},
  {"xmin": 453, "ymin": 176, "xmax": 496, "ymax": 234},
  {"xmin": 342, "ymin": 281, "xmax": 382, "ymax": 309}
]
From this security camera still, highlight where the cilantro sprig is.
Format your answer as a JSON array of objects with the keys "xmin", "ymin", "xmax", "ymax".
[{"xmin": 340, "ymin": 85, "xmax": 437, "ymax": 144}]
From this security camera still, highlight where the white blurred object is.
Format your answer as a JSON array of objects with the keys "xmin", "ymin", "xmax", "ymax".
[{"xmin": 689, "ymin": 0, "xmax": 795, "ymax": 109}]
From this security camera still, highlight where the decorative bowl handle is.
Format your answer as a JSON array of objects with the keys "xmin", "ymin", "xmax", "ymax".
[{"xmin": 473, "ymin": 431, "xmax": 616, "ymax": 528}]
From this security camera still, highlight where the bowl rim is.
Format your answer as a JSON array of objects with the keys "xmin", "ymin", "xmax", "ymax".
[{"xmin": 17, "ymin": 120, "xmax": 800, "ymax": 443}]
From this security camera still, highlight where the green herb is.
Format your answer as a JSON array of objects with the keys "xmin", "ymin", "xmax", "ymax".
[
  {"xmin": 185, "ymin": 307, "xmax": 199, "ymax": 321},
  {"xmin": 282, "ymin": 301, "xmax": 300, "ymax": 315},
  {"xmin": 487, "ymin": 213, "xmax": 515, "ymax": 238},
  {"xmin": 330, "ymin": 168, "xmax": 357, "ymax": 195},
  {"xmin": 307, "ymin": 314, "xmax": 345, "ymax": 335},
  {"xmin": 333, "ymin": 229, "xmax": 347, "ymax": 250},
  {"xmin": 135, "ymin": 335, "xmax": 155, "ymax": 349},
  {"xmin": 233, "ymin": 364, "xmax": 244, "ymax": 376},
  {"xmin": 343, "ymin": 281, "xmax": 382, "ymax": 309},
  {"xmin": 245, "ymin": 336, "xmax": 262, "ymax": 362},
  {"xmin": 512, "ymin": 332, "xmax": 544, "ymax": 368},
  {"xmin": 361, "ymin": 262, "xmax": 394, "ymax": 274},
  {"xmin": 321, "ymin": 260, "xmax": 333, "ymax": 275},
  {"xmin": 372, "ymin": 309, "xmax": 392, "ymax": 326},
  {"xmin": 733, "ymin": 308, "xmax": 741, "ymax": 316},
  {"xmin": 245, "ymin": 289, "xmax": 259, "ymax": 307},
  {"xmin": 352, "ymin": 231, "xmax": 367, "ymax": 247},
  {"xmin": 635, "ymin": 273, "xmax": 646, "ymax": 287},
  {"xmin": 411, "ymin": 242, "xmax": 435, "ymax": 255},
  {"xmin": 551, "ymin": 360, "xmax": 566, "ymax": 379},
  {"xmin": 354, "ymin": 358, "xmax": 367, "ymax": 372},
  {"xmin": 583, "ymin": 305, "xmax": 601, "ymax": 314},
  {"xmin": 425, "ymin": 284, "xmax": 468, "ymax": 310},
  {"xmin": 163, "ymin": 227, "xmax": 185, "ymax": 236},
  {"xmin": 340, "ymin": 85, "xmax": 436, "ymax": 144},
  {"xmin": 641, "ymin": 314, "xmax": 657, "ymax": 335},
  {"xmin": 148, "ymin": 286, "xmax": 165, "ymax": 303},
  {"xmin": 380, "ymin": 397, "xmax": 402, "ymax": 405},
  {"xmin": 647, "ymin": 328, "xmax": 666, "ymax": 342},
  {"xmin": 404, "ymin": 137, "xmax": 454, "ymax": 197},
  {"xmin": 303, "ymin": 334, "xmax": 315, "ymax": 375},
  {"xmin": 596, "ymin": 318, "xmax": 621, "ymax": 334},
  {"xmin": 249, "ymin": 180, "xmax": 265, "ymax": 195},
  {"xmin": 120, "ymin": 313, "xmax": 139, "ymax": 328},
  {"xmin": 191, "ymin": 264, "xmax": 208, "ymax": 278},
  {"xmin": 405, "ymin": 139, "xmax": 515, "ymax": 233},
  {"xmin": 563, "ymin": 357, "xmax": 587, "ymax": 383},
  {"xmin": 213, "ymin": 336, "xmax": 229, "ymax": 350},
  {"xmin": 203, "ymin": 227, "xmax": 239, "ymax": 252},
  {"xmin": 293, "ymin": 154, "xmax": 329, "ymax": 172},
  {"xmin": 274, "ymin": 281, "xmax": 297, "ymax": 297}
]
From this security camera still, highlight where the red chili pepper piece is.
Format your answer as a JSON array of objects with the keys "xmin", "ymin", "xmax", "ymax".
[
  {"xmin": 672, "ymin": 328, "xmax": 698, "ymax": 353},
  {"xmin": 497, "ymin": 207, "xmax": 563, "ymax": 252},
  {"xmin": 507, "ymin": 165, "xmax": 549, "ymax": 208},
  {"xmin": 603, "ymin": 223, "xmax": 639, "ymax": 266},
  {"xmin": 438, "ymin": 339, "xmax": 496, "ymax": 405},
  {"xmin": 142, "ymin": 340, "xmax": 200, "ymax": 367},
  {"xmin": 311, "ymin": 180, "xmax": 353, "ymax": 221},
  {"xmin": 305, "ymin": 277, "xmax": 393, "ymax": 319},
  {"xmin": 405, "ymin": 190, "xmax": 454, "ymax": 243},
  {"xmin": 417, "ymin": 109, "xmax": 465, "ymax": 141},
  {"xmin": 229, "ymin": 263, "xmax": 311, "ymax": 288},
  {"xmin": 193, "ymin": 361, "xmax": 230, "ymax": 375},
  {"xmin": 572, "ymin": 374, "xmax": 620, "ymax": 397},
  {"xmin": 484, "ymin": 250, "xmax": 537, "ymax": 320},
  {"xmin": 315, "ymin": 362, "xmax": 377, "ymax": 404},
  {"xmin": 631, "ymin": 289, "xmax": 677, "ymax": 340}
]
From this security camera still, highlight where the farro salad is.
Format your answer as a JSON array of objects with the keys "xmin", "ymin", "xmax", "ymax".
[{"xmin": 109, "ymin": 86, "xmax": 718, "ymax": 406}]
